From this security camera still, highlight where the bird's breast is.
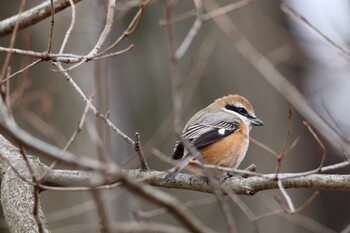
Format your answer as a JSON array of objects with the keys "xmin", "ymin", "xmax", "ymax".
[{"xmin": 199, "ymin": 126, "xmax": 249, "ymax": 168}]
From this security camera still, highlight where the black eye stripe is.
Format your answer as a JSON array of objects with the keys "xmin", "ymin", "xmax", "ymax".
[{"xmin": 225, "ymin": 104, "xmax": 250, "ymax": 117}]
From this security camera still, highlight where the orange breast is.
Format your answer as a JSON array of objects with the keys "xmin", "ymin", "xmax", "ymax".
[{"xmin": 199, "ymin": 126, "xmax": 249, "ymax": 169}]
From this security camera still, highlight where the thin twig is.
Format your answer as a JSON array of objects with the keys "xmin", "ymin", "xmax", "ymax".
[
  {"xmin": 0, "ymin": 46, "xmax": 84, "ymax": 62},
  {"xmin": 159, "ymin": 0, "xmax": 253, "ymax": 25},
  {"xmin": 119, "ymin": 176, "xmax": 215, "ymax": 233},
  {"xmin": 5, "ymin": 67, "xmax": 11, "ymax": 109},
  {"xmin": 303, "ymin": 121, "xmax": 327, "ymax": 171},
  {"xmin": 277, "ymin": 179, "xmax": 295, "ymax": 213},
  {"xmin": 99, "ymin": 0, "xmax": 150, "ymax": 56},
  {"xmin": 0, "ymin": 100, "xmax": 120, "ymax": 173},
  {"xmin": 250, "ymin": 136, "xmax": 279, "ymax": 158},
  {"xmin": 87, "ymin": 0, "xmax": 116, "ymax": 58},
  {"xmin": 281, "ymin": 3, "xmax": 350, "ymax": 59},
  {"xmin": 202, "ymin": 0, "xmax": 350, "ymax": 160},
  {"xmin": 295, "ymin": 191, "xmax": 319, "ymax": 212},
  {"xmin": 174, "ymin": 0, "xmax": 202, "ymax": 59},
  {"xmin": 92, "ymin": 44, "xmax": 134, "ymax": 60},
  {"xmin": 163, "ymin": 0, "xmax": 183, "ymax": 133},
  {"xmin": 253, "ymin": 191, "xmax": 318, "ymax": 222},
  {"xmin": 90, "ymin": 189, "xmax": 110, "ymax": 233},
  {"xmin": 59, "ymin": 0, "xmax": 76, "ymax": 54},
  {"xmin": 0, "ymin": 0, "xmax": 26, "ymax": 82},
  {"xmin": 53, "ymin": 62, "xmax": 135, "ymax": 146},
  {"xmin": 58, "ymin": 0, "xmax": 118, "ymax": 72},
  {"xmin": 37, "ymin": 93, "xmax": 94, "ymax": 182},
  {"xmin": 3, "ymin": 59, "xmax": 42, "ymax": 82},
  {"xmin": 46, "ymin": 0, "xmax": 55, "ymax": 53},
  {"xmin": 134, "ymin": 132, "xmax": 149, "ymax": 170},
  {"xmin": 283, "ymin": 213, "xmax": 337, "ymax": 233},
  {"xmin": 275, "ymin": 108, "xmax": 294, "ymax": 176},
  {"xmin": 62, "ymin": 93, "xmax": 94, "ymax": 154},
  {"xmin": 224, "ymin": 187, "xmax": 258, "ymax": 233},
  {"xmin": 135, "ymin": 196, "xmax": 217, "ymax": 219}
]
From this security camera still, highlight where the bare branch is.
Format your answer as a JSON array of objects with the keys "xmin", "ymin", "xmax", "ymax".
[
  {"xmin": 0, "ymin": 0, "xmax": 82, "ymax": 37},
  {"xmin": 303, "ymin": 121, "xmax": 327, "ymax": 171},
  {"xmin": 0, "ymin": 0, "xmax": 26, "ymax": 82},
  {"xmin": 53, "ymin": 62, "xmax": 135, "ymax": 146},
  {"xmin": 46, "ymin": 0, "xmax": 55, "ymax": 53},
  {"xmin": 119, "ymin": 175, "xmax": 215, "ymax": 233},
  {"xmin": 174, "ymin": 0, "xmax": 202, "ymax": 59},
  {"xmin": 87, "ymin": 0, "xmax": 115, "ymax": 58},
  {"xmin": 0, "ymin": 99, "xmax": 120, "ymax": 173},
  {"xmin": 58, "ymin": 0, "xmax": 76, "ymax": 54},
  {"xmin": 134, "ymin": 132, "xmax": 149, "ymax": 170},
  {"xmin": 281, "ymin": 3, "xmax": 350, "ymax": 59},
  {"xmin": 277, "ymin": 179, "xmax": 295, "ymax": 213},
  {"xmin": 39, "ymin": 168, "xmax": 350, "ymax": 195},
  {"xmin": 99, "ymin": 0, "xmax": 150, "ymax": 56},
  {"xmin": 202, "ymin": 0, "xmax": 350, "ymax": 156}
]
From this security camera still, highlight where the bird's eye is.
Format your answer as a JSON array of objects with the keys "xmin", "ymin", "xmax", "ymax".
[{"xmin": 236, "ymin": 107, "xmax": 248, "ymax": 115}]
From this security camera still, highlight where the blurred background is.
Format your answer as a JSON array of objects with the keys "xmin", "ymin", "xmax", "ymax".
[{"xmin": 0, "ymin": 0, "xmax": 349, "ymax": 232}]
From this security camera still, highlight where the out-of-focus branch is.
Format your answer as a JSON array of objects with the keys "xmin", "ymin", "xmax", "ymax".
[
  {"xmin": 53, "ymin": 62, "xmax": 135, "ymax": 146},
  {"xmin": 202, "ymin": 1, "xmax": 350, "ymax": 155},
  {"xmin": 0, "ymin": 98, "xmax": 120, "ymax": 173},
  {"xmin": 0, "ymin": 0, "xmax": 82, "ymax": 37},
  {"xmin": 281, "ymin": 4, "xmax": 350, "ymax": 59}
]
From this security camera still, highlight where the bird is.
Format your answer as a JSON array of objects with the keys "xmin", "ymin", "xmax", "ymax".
[{"xmin": 163, "ymin": 94, "xmax": 263, "ymax": 182}]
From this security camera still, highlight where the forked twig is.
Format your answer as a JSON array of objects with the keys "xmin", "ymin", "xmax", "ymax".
[
  {"xmin": 303, "ymin": 121, "xmax": 327, "ymax": 172},
  {"xmin": 275, "ymin": 108, "xmax": 294, "ymax": 176}
]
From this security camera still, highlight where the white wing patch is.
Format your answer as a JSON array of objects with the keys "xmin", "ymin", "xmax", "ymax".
[{"xmin": 218, "ymin": 128, "xmax": 226, "ymax": 135}]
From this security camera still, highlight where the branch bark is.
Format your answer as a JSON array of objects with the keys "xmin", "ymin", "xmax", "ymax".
[
  {"xmin": 0, "ymin": 0, "xmax": 82, "ymax": 37},
  {"xmin": 0, "ymin": 132, "xmax": 349, "ymax": 232},
  {"xmin": 41, "ymin": 168, "xmax": 350, "ymax": 195},
  {"xmin": 0, "ymin": 136, "xmax": 50, "ymax": 232}
]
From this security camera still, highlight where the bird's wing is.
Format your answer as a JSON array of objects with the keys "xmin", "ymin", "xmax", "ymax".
[
  {"xmin": 171, "ymin": 121, "xmax": 239, "ymax": 160},
  {"xmin": 164, "ymin": 121, "xmax": 240, "ymax": 182}
]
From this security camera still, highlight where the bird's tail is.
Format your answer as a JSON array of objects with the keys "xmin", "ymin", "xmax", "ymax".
[{"xmin": 162, "ymin": 153, "xmax": 196, "ymax": 182}]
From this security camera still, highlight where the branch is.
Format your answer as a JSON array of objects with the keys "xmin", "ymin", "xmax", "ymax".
[
  {"xmin": 0, "ymin": 137, "xmax": 50, "ymax": 232},
  {"xmin": 201, "ymin": 1, "xmax": 350, "ymax": 156},
  {"xmin": 0, "ymin": 0, "xmax": 82, "ymax": 37},
  {"xmin": 42, "ymin": 169, "xmax": 350, "ymax": 195},
  {"xmin": 0, "ymin": 130, "xmax": 349, "ymax": 232}
]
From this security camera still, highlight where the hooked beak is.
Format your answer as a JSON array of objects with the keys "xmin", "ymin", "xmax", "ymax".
[{"xmin": 250, "ymin": 117, "xmax": 264, "ymax": 126}]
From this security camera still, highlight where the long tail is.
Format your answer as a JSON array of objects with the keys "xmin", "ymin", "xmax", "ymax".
[{"xmin": 162, "ymin": 153, "xmax": 197, "ymax": 182}]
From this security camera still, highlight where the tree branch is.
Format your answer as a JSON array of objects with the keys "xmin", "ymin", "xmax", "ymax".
[
  {"xmin": 41, "ymin": 168, "xmax": 350, "ymax": 195},
  {"xmin": 0, "ymin": 130, "xmax": 349, "ymax": 232},
  {"xmin": 0, "ymin": 140, "xmax": 50, "ymax": 232},
  {"xmin": 0, "ymin": 0, "xmax": 82, "ymax": 37}
]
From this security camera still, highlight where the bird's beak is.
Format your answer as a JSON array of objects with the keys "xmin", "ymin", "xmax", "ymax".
[{"xmin": 250, "ymin": 117, "xmax": 264, "ymax": 126}]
